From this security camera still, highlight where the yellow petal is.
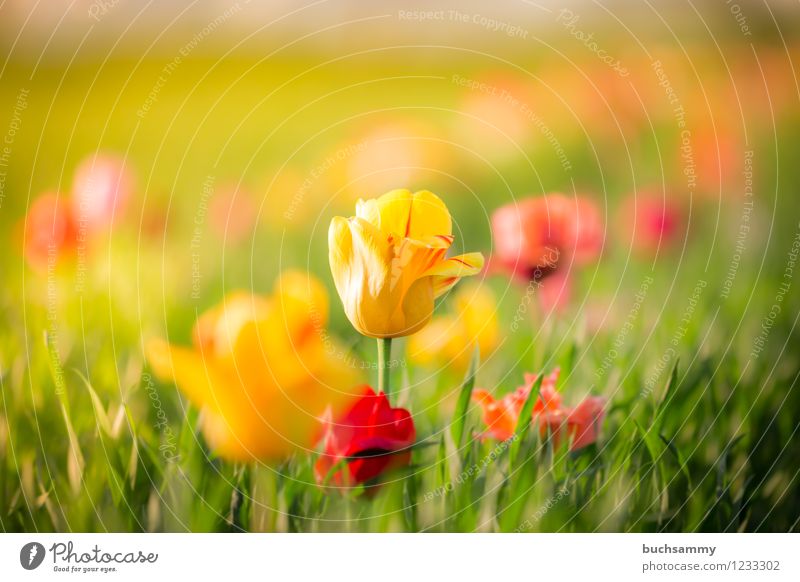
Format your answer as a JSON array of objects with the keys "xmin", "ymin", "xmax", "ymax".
[
  {"xmin": 330, "ymin": 215, "xmax": 444, "ymax": 337},
  {"xmin": 330, "ymin": 190, "xmax": 482, "ymax": 338},
  {"xmin": 328, "ymin": 215, "xmax": 354, "ymax": 278},
  {"xmin": 454, "ymin": 283, "xmax": 499, "ymax": 357},
  {"xmin": 357, "ymin": 189, "xmax": 452, "ymax": 241},
  {"xmin": 329, "ymin": 216, "xmax": 394, "ymax": 336},
  {"xmin": 274, "ymin": 270, "xmax": 328, "ymax": 345},
  {"xmin": 192, "ymin": 292, "xmax": 270, "ymax": 357},
  {"xmin": 330, "ymin": 216, "xmax": 391, "ymax": 298},
  {"xmin": 424, "ymin": 252, "xmax": 485, "ymax": 297},
  {"xmin": 391, "ymin": 275, "xmax": 435, "ymax": 337},
  {"xmin": 407, "ymin": 316, "xmax": 460, "ymax": 365},
  {"xmin": 147, "ymin": 266, "xmax": 367, "ymax": 463},
  {"xmin": 145, "ymin": 337, "xmax": 230, "ymax": 414}
]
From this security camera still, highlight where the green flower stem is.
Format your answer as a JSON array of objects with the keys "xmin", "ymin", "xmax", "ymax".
[{"xmin": 377, "ymin": 337, "xmax": 392, "ymax": 399}]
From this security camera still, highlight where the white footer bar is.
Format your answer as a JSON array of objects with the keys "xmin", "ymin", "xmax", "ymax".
[{"xmin": 1, "ymin": 533, "xmax": 796, "ymax": 581}]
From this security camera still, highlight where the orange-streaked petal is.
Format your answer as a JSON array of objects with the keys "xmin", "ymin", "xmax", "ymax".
[
  {"xmin": 424, "ymin": 252, "xmax": 485, "ymax": 297},
  {"xmin": 356, "ymin": 189, "xmax": 452, "ymax": 241}
]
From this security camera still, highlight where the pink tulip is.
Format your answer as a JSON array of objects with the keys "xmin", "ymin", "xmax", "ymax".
[
  {"xmin": 71, "ymin": 154, "xmax": 133, "ymax": 233},
  {"xmin": 490, "ymin": 194, "xmax": 603, "ymax": 310},
  {"xmin": 209, "ymin": 184, "xmax": 257, "ymax": 244},
  {"xmin": 620, "ymin": 191, "xmax": 682, "ymax": 255}
]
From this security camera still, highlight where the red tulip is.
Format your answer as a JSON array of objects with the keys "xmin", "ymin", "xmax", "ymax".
[
  {"xmin": 472, "ymin": 368, "xmax": 605, "ymax": 451},
  {"xmin": 562, "ymin": 395, "xmax": 606, "ymax": 450},
  {"xmin": 22, "ymin": 192, "xmax": 78, "ymax": 271},
  {"xmin": 490, "ymin": 194, "xmax": 603, "ymax": 310},
  {"xmin": 315, "ymin": 386, "xmax": 415, "ymax": 489},
  {"xmin": 620, "ymin": 191, "xmax": 682, "ymax": 255}
]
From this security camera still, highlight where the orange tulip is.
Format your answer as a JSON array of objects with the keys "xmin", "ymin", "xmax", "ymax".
[
  {"xmin": 472, "ymin": 368, "xmax": 605, "ymax": 451},
  {"xmin": 146, "ymin": 271, "xmax": 363, "ymax": 462},
  {"xmin": 619, "ymin": 190, "xmax": 683, "ymax": 255}
]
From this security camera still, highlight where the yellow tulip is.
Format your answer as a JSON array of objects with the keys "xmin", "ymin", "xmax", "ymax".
[
  {"xmin": 328, "ymin": 189, "xmax": 484, "ymax": 338},
  {"xmin": 145, "ymin": 271, "xmax": 363, "ymax": 462},
  {"xmin": 408, "ymin": 282, "xmax": 499, "ymax": 370}
]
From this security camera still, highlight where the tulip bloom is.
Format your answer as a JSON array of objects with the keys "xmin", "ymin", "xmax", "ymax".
[
  {"xmin": 146, "ymin": 271, "xmax": 363, "ymax": 462},
  {"xmin": 490, "ymin": 194, "xmax": 603, "ymax": 311},
  {"xmin": 407, "ymin": 282, "xmax": 499, "ymax": 371},
  {"xmin": 329, "ymin": 189, "xmax": 484, "ymax": 339},
  {"xmin": 472, "ymin": 368, "xmax": 605, "ymax": 451},
  {"xmin": 71, "ymin": 154, "xmax": 133, "ymax": 233},
  {"xmin": 620, "ymin": 191, "xmax": 682, "ymax": 255},
  {"xmin": 22, "ymin": 192, "xmax": 78, "ymax": 271},
  {"xmin": 315, "ymin": 386, "xmax": 415, "ymax": 489}
]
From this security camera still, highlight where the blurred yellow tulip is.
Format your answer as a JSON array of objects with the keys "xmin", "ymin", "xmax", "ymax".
[
  {"xmin": 145, "ymin": 271, "xmax": 363, "ymax": 462},
  {"xmin": 328, "ymin": 189, "xmax": 484, "ymax": 338},
  {"xmin": 408, "ymin": 282, "xmax": 499, "ymax": 370}
]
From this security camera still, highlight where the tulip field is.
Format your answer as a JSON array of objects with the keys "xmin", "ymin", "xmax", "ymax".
[{"xmin": 1, "ymin": 6, "xmax": 800, "ymax": 536}]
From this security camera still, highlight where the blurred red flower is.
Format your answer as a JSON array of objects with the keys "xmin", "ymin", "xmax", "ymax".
[
  {"xmin": 490, "ymin": 194, "xmax": 603, "ymax": 311},
  {"xmin": 315, "ymin": 386, "xmax": 415, "ymax": 489},
  {"xmin": 22, "ymin": 192, "xmax": 78, "ymax": 270},
  {"xmin": 620, "ymin": 191, "xmax": 682, "ymax": 255},
  {"xmin": 472, "ymin": 368, "xmax": 605, "ymax": 451},
  {"xmin": 21, "ymin": 153, "xmax": 133, "ymax": 271}
]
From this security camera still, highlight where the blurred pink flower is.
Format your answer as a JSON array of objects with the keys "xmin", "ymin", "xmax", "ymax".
[
  {"xmin": 71, "ymin": 154, "xmax": 133, "ymax": 233},
  {"xmin": 490, "ymin": 194, "xmax": 603, "ymax": 311},
  {"xmin": 620, "ymin": 191, "xmax": 682, "ymax": 255},
  {"xmin": 209, "ymin": 183, "xmax": 257, "ymax": 244}
]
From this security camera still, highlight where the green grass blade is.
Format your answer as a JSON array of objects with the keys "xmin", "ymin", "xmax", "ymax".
[
  {"xmin": 509, "ymin": 373, "xmax": 544, "ymax": 470},
  {"xmin": 75, "ymin": 370, "xmax": 113, "ymax": 437},
  {"xmin": 451, "ymin": 344, "xmax": 479, "ymax": 449},
  {"xmin": 653, "ymin": 358, "xmax": 680, "ymax": 429}
]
